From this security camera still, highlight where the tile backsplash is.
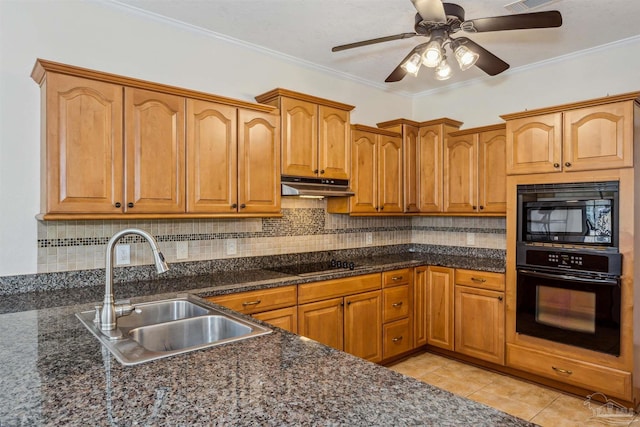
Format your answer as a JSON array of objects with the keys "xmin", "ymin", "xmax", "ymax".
[{"xmin": 37, "ymin": 198, "xmax": 505, "ymax": 273}]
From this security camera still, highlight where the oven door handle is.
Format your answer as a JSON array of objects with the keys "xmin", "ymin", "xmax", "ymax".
[{"xmin": 517, "ymin": 269, "xmax": 619, "ymax": 286}]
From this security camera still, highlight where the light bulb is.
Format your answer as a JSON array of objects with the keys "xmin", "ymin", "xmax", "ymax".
[
  {"xmin": 454, "ymin": 44, "xmax": 479, "ymax": 71},
  {"xmin": 435, "ymin": 59, "xmax": 452, "ymax": 80},
  {"xmin": 401, "ymin": 53, "xmax": 422, "ymax": 76},
  {"xmin": 422, "ymin": 40, "xmax": 442, "ymax": 68}
]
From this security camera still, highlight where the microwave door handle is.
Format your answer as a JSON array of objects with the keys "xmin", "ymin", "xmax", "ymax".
[{"xmin": 518, "ymin": 269, "xmax": 619, "ymax": 286}]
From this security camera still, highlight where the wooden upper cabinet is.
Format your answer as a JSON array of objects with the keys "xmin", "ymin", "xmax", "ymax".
[
  {"xmin": 378, "ymin": 133, "xmax": 404, "ymax": 213},
  {"xmin": 563, "ymin": 101, "xmax": 633, "ymax": 171},
  {"xmin": 238, "ymin": 109, "xmax": 281, "ymax": 213},
  {"xmin": 318, "ymin": 105, "xmax": 350, "ymax": 179},
  {"xmin": 254, "ymin": 89, "xmax": 354, "ymax": 179},
  {"xmin": 348, "ymin": 125, "xmax": 403, "ymax": 214},
  {"xmin": 42, "ymin": 73, "xmax": 124, "ymax": 214},
  {"xmin": 505, "ymin": 112, "xmax": 562, "ymax": 175},
  {"xmin": 124, "ymin": 88, "xmax": 185, "ymax": 213},
  {"xmin": 403, "ymin": 125, "xmax": 420, "ymax": 212},
  {"xmin": 444, "ymin": 132, "xmax": 477, "ymax": 213},
  {"xmin": 186, "ymin": 99, "xmax": 237, "ymax": 213},
  {"xmin": 444, "ymin": 124, "xmax": 506, "ymax": 214},
  {"xmin": 502, "ymin": 94, "xmax": 638, "ymax": 175}
]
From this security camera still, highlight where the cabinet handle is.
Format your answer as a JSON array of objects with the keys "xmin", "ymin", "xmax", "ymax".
[
  {"xmin": 392, "ymin": 276, "xmax": 403, "ymax": 281},
  {"xmin": 471, "ymin": 277, "xmax": 487, "ymax": 283},
  {"xmin": 564, "ymin": 161, "xmax": 572, "ymax": 167},
  {"xmin": 392, "ymin": 336, "xmax": 403, "ymax": 343},
  {"xmin": 242, "ymin": 300, "xmax": 261, "ymax": 306},
  {"xmin": 127, "ymin": 202, "xmax": 134, "ymax": 208},
  {"xmin": 231, "ymin": 203, "xmax": 238, "ymax": 209},
  {"xmin": 392, "ymin": 302, "xmax": 403, "ymax": 308},
  {"xmin": 552, "ymin": 366, "xmax": 573, "ymax": 375},
  {"xmin": 114, "ymin": 202, "xmax": 122, "ymax": 208},
  {"xmin": 553, "ymin": 163, "xmax": 560, "ymax": 168},
  {"xmin": 240, "ymin": 204, "xmax": 246, "ymax": 209}
]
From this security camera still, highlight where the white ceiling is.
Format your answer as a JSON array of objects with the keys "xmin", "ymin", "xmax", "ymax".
[{"xmin": 112, "ymin": 0, "xmax": 640, "ymax": 96}]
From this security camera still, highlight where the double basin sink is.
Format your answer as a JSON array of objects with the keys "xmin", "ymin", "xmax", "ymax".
[{"xmin": 76, "ymin": 295, "xmax": 271, "ymax": 365}]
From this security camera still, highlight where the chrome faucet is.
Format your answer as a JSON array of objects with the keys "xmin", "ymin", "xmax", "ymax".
[{"xmin": 99, "ymin": 228, "xmax": 169, "ymax": 339}]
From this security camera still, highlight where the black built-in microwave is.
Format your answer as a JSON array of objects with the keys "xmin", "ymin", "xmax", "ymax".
[{"xmin": 517, "ymin": 181, "xmax": 619, "ymax": 248}]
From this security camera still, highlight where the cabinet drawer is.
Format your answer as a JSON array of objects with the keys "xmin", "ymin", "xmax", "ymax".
[
  {"xmin": 455, "ymin": 269, "xmax": 505, "ymax": 291},
  {"xmin": 298, "ymin": 273, "xmax": 381, "ymax": 304},
  {"xmin": 507, "ymin": 344, "xmax": 632, "ymax": 400},
  {"xmin": 207, "ymin": 285, "xmax": 297, "ymax": 315},
  {"xmin": 382, "ymin": 284, "xmax": 411, "ymax": 323},
  {"xmin": 382, "ymin": 268, "xmax": 412, "ymax": 287},
  {"xmin": 383, "ymin": 318, "xmax": 413, "ymax": 359}
]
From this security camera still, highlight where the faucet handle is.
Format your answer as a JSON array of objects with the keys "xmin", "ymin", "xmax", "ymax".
[{"xmin": 114, "ymin": 301, "xmax": 138, "ymax": 318}]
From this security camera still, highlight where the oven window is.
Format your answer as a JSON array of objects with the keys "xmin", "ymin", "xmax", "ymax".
[{"xmin": 536, "ymin": 286, "xmax": 595, "ymax": 333}]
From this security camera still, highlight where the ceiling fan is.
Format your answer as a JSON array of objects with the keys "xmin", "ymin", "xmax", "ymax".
[{"xmin": 331, "ymin": 0, "xmax": 562, "ymax": 82}]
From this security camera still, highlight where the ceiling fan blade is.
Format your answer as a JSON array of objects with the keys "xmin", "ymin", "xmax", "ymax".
[
  {"xmin": 385, "ymin": 42, "xmax": 429, "ymax": 82},
  {"xmin": 463, "ymin": 10, "xmax": 562, "ymax": 33},
  {"xmin": 411, "ymin": 0, "xmax": 446, "ymax": 23},
  {"xmin": 332, "ymin": 33, "xmax": 417, "ymax": 52},
  {"xmin": 455, "ymin": 37, "xmax": 509, "ymax": 76}
]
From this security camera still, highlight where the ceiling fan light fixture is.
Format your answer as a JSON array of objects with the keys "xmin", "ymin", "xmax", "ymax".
[
  {"xmin": 434, "ymin": 58, "xmax": 452, "ymax": 80},
  {"xmin": 401, "ymin": 52, "xmax": 422, "ymax": 76},
  {"xmin": 453, "ymin": 44, "xmax": 479, "ymax": 71},
  {"xmin": 422, "ymin": 40, "xmax": 442, "ymax": 68}
]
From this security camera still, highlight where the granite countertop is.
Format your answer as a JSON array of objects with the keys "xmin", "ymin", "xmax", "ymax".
[{"xmin": 1, "ymin": 253, "xmax": 528, "ymax": 426}]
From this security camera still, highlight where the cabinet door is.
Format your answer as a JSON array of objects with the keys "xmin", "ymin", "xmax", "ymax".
[
  {"xmin": 426, "ymin": 266, "xmax": 454, "ymax": 351},
  {"xmin": 350, "ymin": 130, "xmax": 378, "ymax": 213},
  {"xmin": 444, "ymin": 134, "xmax": 477, "ymax": 213},
  {"xmin": 506, "ymin": 113, "xmax": 562, "ymax": 175},
  {"xmin": 403, "ymin": 125, "xmax": 420, "ymax": 212},
  {"xmin": 318, "ymin": 105, "xmax": 350, "ymax": 180},
  {"xmin": 253, "ymin": 307, "xmax": 297, "ymax": 334},
  {"xmin": 417, "ymin": 125, "xmax": 443, "ymax": 212},
  {"xmin": 344, "ymin": 291, "xmax": 382, "ymax": 362},
  {"xmin": 413, "ymin": 267, "xmax": 428, "ymax": 348},
  {"xmin": 563, "ymin": 101, "xmax": 633, "ymax": 171},
  {"xmin": 478, "ymin": 128, "xmax": 506, "ymax": 213},
  {"xmin": 186, "ymin": 99, "xmax": 237, "ymax": 213},
  {"xmin": 124, "ymin": 88, "xmax": 185, "ymax": 213},
  {"xmin": 281, "ymin": 97, "xmax": 317, "ymax": 177},
  {"xmin": 45, "ymin": 73, "xmax": 123, "ymax": 213},
  {"xmin": 237, "ymin": 109, "xmax": 280, "ymax": 213},
  {"xmin": 298, "ymin": 298, "xmax": 344, "ymax": 350},
  {"xmin": 378, "ymin": 134, "xmax": 404, "ymax": 213},
  {"xmin": 455, "ymin": 285, "xmax": 505, "ymax": 365}
]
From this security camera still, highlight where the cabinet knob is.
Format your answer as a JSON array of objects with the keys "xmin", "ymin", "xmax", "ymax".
[
  {"xmin": 231, "ymin": 203, "xmax": 238, "ymax": 209},
  {"xmin": 564, "ymin": 162, "xmax": 572, "ymax": 167},
  {"xmin": 313, "ymin": 169, "xmax": 319, "ymax": 174},
  {"xmin": 114, "ymin": 202, "xmax": 121, "ymax": 208},
  {"xmin": 320, "ymin": 169, "xmax": 325, "ymax": 175},
  {"xmin": 380, "ymin": 206, "xmax": 384, "ymax": 211},
  {"xmin": 553, "ymin": 163, "xmax": 560, "ymax": 168},
  {"xmin": 240, "ymin": 204, "xmax": 246, "ymax": 209},
  {"xmin": 472, "ymin": 205, "xmax": 477, "ymax": 210},
  {"xmin": 346, "ymin": 300, "xmax": 352, "ymax": 306},
  {"xmin": 497, "ymin": 296, "xmax": 503, "ymax": 301},
  {"xmin": 479, "ymin": 206, "xmax": 484, "ymax": 210},
  {"xmin": 127, "ymin": 202, "xmax": 134, "ymax": 208}
]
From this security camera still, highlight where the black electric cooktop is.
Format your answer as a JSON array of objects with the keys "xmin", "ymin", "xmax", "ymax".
[{"xmin": 268, "ymin": 259, "xmax": 363, "ymax": 276}]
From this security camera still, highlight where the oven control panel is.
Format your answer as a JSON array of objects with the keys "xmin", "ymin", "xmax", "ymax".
[{"xmin": 517, "ymin": 245, "xmax": 622, "ymax": 276}]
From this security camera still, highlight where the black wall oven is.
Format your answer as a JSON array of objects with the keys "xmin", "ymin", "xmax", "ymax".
[
  {"xmin": 515, "ymin": 181, "xmax": 622, "ymax": 356},
  {"xmin": 516, "ymin": 246, "xmax": 622, "ymax": 356}
]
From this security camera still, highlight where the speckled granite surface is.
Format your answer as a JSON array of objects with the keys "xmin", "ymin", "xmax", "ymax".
[{"xmin": 0, "ymin": 290, "xmax": 533, "ymax": 426}]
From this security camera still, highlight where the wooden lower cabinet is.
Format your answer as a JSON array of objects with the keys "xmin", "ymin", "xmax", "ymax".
[
  {"xmin": 383, "ymin": 318, "xmax": 412, "ymax": 359},
  {"xmin": 426, "ymin": 266, "xmax": 455, "ymax": 351},
  {"xmin": 298, "ymin": 291, "xmax": 382, "ymax": 362},
  {"xmin": 454, "ymin": 285, "xmax": 505, "ymax": 365},
  {"xmin": 413, "ymin": 266, "xmax": 428, "ymax": 348},
  {"xmin": 252, "ymin": 306, "xmax": 297, "ymax": 334}
]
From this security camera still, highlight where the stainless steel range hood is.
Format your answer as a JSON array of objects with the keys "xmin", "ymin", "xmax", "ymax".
[{"xmin": 281, "ymin": 176, "xmax": 354, "ymax": 198}]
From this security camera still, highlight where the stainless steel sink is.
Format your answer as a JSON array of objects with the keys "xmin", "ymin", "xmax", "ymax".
[
  {"xmin": 130, "ymin": 315, "xmax": 252, "ymax": 352},
  {"xmin": 76, "ymin": 296, "xmax": 271, "ymax": 365}
]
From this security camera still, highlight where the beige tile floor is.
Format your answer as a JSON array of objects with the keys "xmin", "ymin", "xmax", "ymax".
[{"xmin": 389, "ymin": 352, "xmax": 639, "ymax": 426}]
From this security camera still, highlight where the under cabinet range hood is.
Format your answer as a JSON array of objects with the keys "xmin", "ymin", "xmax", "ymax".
[{"xmin": 281, "ymin": 176, "xmax": 354, "ymax": 198}]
